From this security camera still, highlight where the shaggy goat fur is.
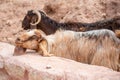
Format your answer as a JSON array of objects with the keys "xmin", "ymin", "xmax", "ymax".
[
  {"xmin": 15, "ymin": 29, "xmax": 120, "ymax": 71},
  {"xmin": 22, "ymin": 10, "xmax": 120, "ymax": 35}
]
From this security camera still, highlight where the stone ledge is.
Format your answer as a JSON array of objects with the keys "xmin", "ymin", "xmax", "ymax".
[
  {"xmin": 0, "ymin": 42, "xmax": 120, "ymax": 80},
  {"xmin": 4, "ymin": 55, "xmax": 120, "ymax": 80}
]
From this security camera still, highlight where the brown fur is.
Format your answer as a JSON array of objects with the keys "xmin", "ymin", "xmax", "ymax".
[{"xmin": 15, "ymin": 29, "xmax": 120, "ymax": 71}]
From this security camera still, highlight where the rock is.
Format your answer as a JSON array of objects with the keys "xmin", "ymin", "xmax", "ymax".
[
  {"xmin": 0, "ymin": 42, "xmax": 120, "ymax": 80},
  {"xmin": 4, "ymin": 55, "xmax": 120, "ymax": 80},
  {"xmin": 0, "ymin": 69, "xmax": 10, "ymax": 80},
  {"xmin": 0, "ymin": 42, "xmax": 15, "ymax": 69},
  {"xmin": 13, "ymin": 46, "xmax": 26, "ymax": 56},
  {"xmin": 0, "ymin": 0, "xmax": 120, "ymax": 44},
  {"xmin": 0, "ymin": 42, "xmax": 14, "ymax": 57},
  {"xmin": 0, "ymin": 56, "xmax": 4, "ymax": 69}
]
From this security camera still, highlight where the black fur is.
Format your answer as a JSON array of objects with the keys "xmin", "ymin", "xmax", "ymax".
[{"xmin": 22, "ymin": 10, "xmax": 120, "ymax": 35}]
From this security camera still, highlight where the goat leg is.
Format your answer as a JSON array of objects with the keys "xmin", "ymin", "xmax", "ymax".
[{"xmin": 38, "ymin": 44, "xmax": 54, "ymax": 57}]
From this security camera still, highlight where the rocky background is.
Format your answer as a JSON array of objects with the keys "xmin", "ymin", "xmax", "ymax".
[
  {"xmin": 0, "ymin": 0, "xmax": 120, "ymax": 45},
  {"xmin": 0, "ymin": 0, "xmax": 120, "ymax": 80}
]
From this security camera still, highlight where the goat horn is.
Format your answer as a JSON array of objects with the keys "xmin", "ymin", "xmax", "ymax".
[{"xmin": 30, "ymin": 10, "xmax": 41, "ymax": 26}]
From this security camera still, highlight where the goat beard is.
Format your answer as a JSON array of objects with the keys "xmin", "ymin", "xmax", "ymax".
[{"xmin": 13, "ymin": 46, "xmax": 26, "ymax": 56}]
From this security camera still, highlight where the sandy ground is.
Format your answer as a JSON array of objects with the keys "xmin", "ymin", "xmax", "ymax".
[{"xmin": 0, "ymin": 0, "xmax": 120, "ymax": 45}]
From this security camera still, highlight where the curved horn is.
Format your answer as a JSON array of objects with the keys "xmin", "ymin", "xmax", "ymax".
[{"xmin": 30, "ymin": 10, "xmax": 41, "ymax": 26}]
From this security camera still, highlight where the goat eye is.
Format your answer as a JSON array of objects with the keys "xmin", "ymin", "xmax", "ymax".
[{"xmin": 31, "ymin": 35, "xmax": 37, "ymax": 39}]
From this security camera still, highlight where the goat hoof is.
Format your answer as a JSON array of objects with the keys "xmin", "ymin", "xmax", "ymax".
[
  {"xmin": 49, "ymin": 54, "xmax": 54, "ymax": 56},
  {"xmin": 44, "ymin": 54, "xmax": 54, "ymax": 57}
]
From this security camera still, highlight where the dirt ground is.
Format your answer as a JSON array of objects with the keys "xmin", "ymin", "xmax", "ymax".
[{"xmin": 0, "ymin": 0, "xmax": 120, "ymax": 45}]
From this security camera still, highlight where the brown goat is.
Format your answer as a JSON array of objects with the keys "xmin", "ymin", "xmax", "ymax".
[
  {"xmin": 14, "ymin": 29, "xmax": 120, "ymax": 71},
  {"xmin": 22, "ymin": 10, "xmax": 120, "ymax": 36}
]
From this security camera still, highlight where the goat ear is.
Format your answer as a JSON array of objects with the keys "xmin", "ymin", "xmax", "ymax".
[
  {"xmin": 30, "ymin": 15, "xmax": 38, "ymax": 29},
  {"xmin": 13, "ymin": 46, "xmax": 26, "ymax": 56},
  {"xmin": 38, "ymin": 38, "xmax": 52, "ymax": 56},
  {"xmin": 40, "ymin": 39, "xmax": 48, "ymax": 51},
  {"xmin": 34, "ymin": 30, "xmax": 46, "ymax": 43},
  {"xmin": 34, "ymin": 29, "xmax": 42, "ymax": 38},
  {"xmin": 30, "ymin": 16, "xmax": 38, "ymax": 28}
]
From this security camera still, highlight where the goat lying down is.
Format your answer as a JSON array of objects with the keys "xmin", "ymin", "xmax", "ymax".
[
  {"xmin": 14, "ymin": 29, "xmax": 120, "ymax": 71},
  {"xmin": 22, "ymin": 10, "xmax": 120, "ymax": 36}
]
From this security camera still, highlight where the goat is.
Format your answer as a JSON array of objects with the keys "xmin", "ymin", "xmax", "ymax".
[
  {"xmin": 22, "ymin": 10, "xmax": 120, "ymax": 36},
  {"xmin": 14, "ymin": 29, "xmax": 120, "ymax": 71}
]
